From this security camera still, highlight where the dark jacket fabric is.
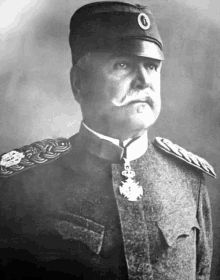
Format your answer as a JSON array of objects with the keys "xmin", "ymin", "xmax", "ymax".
[{"xmin": 0, "ymin": 125, "xmax": 212, "ymax": 280}]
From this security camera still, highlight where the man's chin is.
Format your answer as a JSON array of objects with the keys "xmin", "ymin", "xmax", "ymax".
[
  {"xmin": 126, "ymin": 116, "xmax": 157, "ymax": 134},
  {"xmin": 135, "ymin": 102, "xmax": 151, "ymax": 114}
]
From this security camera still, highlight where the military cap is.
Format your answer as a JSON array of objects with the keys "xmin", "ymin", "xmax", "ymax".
[{"xmin": 69, "ymin": 1, "xmax": 164, "ymax": 64}]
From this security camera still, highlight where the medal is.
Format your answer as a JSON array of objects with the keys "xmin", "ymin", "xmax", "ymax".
[{"xmin": 119, "ymin": 158, "xmax": 143, "ymax": 201}]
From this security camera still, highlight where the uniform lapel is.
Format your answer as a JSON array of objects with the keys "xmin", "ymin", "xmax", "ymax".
[{"xmin": 112, "ymin": 160, "xmax": 153, "ymax": 280}]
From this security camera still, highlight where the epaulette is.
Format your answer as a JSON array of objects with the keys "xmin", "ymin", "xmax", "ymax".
[
  {"xmin": 154, "ymin": 137, "xmax": 216, "ymax": 179},
  {"xmin": 0, "ymin": 138, "xmax": 71, "ymax": 177}
]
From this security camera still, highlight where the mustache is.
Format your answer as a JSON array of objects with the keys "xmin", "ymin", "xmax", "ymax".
[{"xmin": 113, "ymin": 92, "xmax": 154, "ymax": 107}]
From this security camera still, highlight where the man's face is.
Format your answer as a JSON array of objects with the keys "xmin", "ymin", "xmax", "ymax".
[{"xmin": 78, "ymin": 52, "xmax": 162, "ymax": 139}]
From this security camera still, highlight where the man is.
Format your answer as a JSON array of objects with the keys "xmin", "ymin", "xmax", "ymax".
[{"xmin": 0, "ymin": 1, "xmax": 216, "ymax": 280}]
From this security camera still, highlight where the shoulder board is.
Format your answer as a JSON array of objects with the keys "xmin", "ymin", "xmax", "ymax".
[
  {"xmin": 0, "ymin": 138, "xmax": 71, "ymax": 177},
  {"xmin": 154, "ymin": 137, "xmax": 216, "ymax": 179}
]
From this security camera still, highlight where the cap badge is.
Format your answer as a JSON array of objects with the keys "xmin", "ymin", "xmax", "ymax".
[
  {"xmin": 0, "ymin": 150, "xmax": 25, "ymax": 168},
  {"xmin": 138, "ymin": 13, "xmax": 151, "ymax": 30}
]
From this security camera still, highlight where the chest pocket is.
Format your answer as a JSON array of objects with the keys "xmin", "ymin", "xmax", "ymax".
[
  {"xmin": 53, "ymin": 211, "xmax": 105, "ymax": 255},
  {"xmin": 157, "ymin": 211, "xmax": 200, "ymax": 247}
]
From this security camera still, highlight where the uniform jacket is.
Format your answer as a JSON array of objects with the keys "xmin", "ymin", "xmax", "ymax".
[{"xmin": 0, "ymin": 124, "xmax": 213, "ymax": 280}]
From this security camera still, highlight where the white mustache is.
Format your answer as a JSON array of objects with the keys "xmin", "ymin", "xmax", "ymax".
[{"xmin": 112, "ymin": 91, "xmax": 153, "ymax": 107}]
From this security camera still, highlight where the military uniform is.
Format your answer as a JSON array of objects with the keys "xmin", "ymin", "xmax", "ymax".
[
  {"xmin": 0, "ymin": 123, "xmax": 215, "ymax": 279},
  {"xmin": 0, "ymin": 1, "xmax": 215, "ymax": 279}
]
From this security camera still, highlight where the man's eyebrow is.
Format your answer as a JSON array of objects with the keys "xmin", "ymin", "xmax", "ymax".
[
  {"xmin": 142, "ymin": 57, "xmax": 162, "ymax": 67},
  {"xmin": 140, "ymin": 56, "xmax": 160, "ymax": 63},
  {"xmin": 107, "ymin": 53, "xmax": 133, "ymax": 62}
]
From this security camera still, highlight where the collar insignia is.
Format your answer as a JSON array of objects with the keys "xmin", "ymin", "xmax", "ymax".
[
  {"xmin": 154, "ymin": 137, "xmax": 216, "ymax": 179},
  {"xmin": 0, "ymin": 138, "xmax": 71, "ymax": 177}
]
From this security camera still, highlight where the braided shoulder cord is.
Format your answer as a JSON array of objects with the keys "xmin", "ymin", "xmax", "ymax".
[
  {"xmin": 0, "ymin": 138, "xmax": 71, "ymax": 177},
  {"xmin": 154, "ymin": 137, "xmax": 216, "ymax": 179}
]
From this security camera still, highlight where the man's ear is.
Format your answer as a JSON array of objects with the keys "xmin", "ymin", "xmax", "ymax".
[{"xmin": 70, "ymin": 66, "xmax": 83, "ymax": 103}]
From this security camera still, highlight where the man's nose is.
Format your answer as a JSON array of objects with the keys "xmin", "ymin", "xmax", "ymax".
[{"xmin": 132, "ymin": 65, "xmax": 150, "ymax": 90}]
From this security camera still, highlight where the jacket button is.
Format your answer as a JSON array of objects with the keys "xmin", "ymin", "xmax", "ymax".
[
  {"xmin": 144, "ymin": 263, "xmax": 152, "ymax": 271},
  {"xmin": 143, "ymin": 274, "xmax": 153, "ymax": 280},
  {"xmin": 143, "ymin": 263, "xmax": 153, "ymax": 279}
]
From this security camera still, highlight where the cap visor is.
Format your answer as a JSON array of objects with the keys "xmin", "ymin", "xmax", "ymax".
[{"xmin": 113, "ymin": 39, "xmax": 164, "ymax": 61}]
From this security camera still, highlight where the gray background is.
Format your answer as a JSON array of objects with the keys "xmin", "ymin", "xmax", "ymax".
[{"xmin": 0, "ymin": 0, "xmax": 219, "ymax": 278}]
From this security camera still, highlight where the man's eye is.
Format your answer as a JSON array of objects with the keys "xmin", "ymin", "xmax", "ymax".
[
  {"xmin": 146, "ymin": 64, "xmax": 157, "ymax": 71},
  {"xmin": 115, "ymin": 62, "xmax": 128, "ymax": 69}
]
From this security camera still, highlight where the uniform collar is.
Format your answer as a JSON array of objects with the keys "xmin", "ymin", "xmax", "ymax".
[
  {"xmin": 75, "ymin": 122, "xmax": 148, "ymax": 162},
  {"xmin": 82, "ymin": 122, "xmax": 132, "ymax": 147}
]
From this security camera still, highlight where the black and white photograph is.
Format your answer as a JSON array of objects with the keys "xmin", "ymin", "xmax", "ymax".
[{"xmin": 0, "ymin": 0, "xmax": 219, "ymax": 279}]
